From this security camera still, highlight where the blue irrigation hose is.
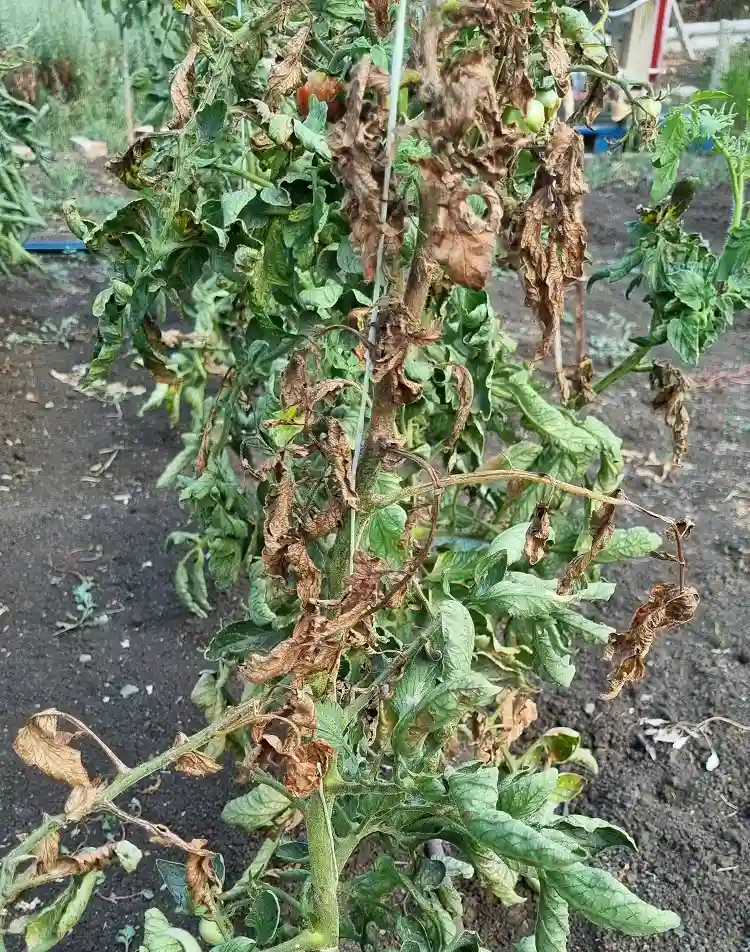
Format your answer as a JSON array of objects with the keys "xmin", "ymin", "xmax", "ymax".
[{"xmin": 23, "ymin": 238, "xmax": 88, "ymax": 254}]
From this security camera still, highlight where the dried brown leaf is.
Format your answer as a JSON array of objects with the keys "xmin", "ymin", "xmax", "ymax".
[
  {"xmin": 13, "ymin": 713, "xmax": 90, "ymax": 788},
  {"xmin": 601, "ymin": 583, "xmax": 699, "ymax": 699},
  {"xmin": 445, "ymin": 363, "xmax": 474, "ymax": 450},
  {"xmin": 303, "ymin": 498, "xmax": 345, "ymax": 540},
  {"xmin": 267, "ymin": 25, "xmax": 310, "ymax": 107},
  {"xmin": 64, "ymin": 780, "xmax": 106, "ymax": 821},
  {"xmin": 557, "ymin": 494, "xmax": 618, "ymax": 595},
  {"xmin": 169, "ymin": 44, "xmax": 199, "ymax": 130},
  {"xmin": 365, "ymin": 0, "xmax": 390, "ymax": 37},
  {"xmin": 650, "ymin": 362, "xmax": 690, "ymax": 464},
  {"xmin": 330, "ymin": 58, "xmax": 402, "ymax": 281},
  {"xmin": 262, "ymin": 466, "xmax": 295, "ymax": 580},
  {"xmin": 281, "ymin": 350, "xmax": 310, "ymax": 411},
  {"xmin": 34, "ymin": 830, "xmax": 60, "ymax": 873},
  {"xmin": 497, "ymin": 691, "xmax": 538, "ymax": 745},
  {"xmin": 185, "ymin": 840, "xmax": 219, "ymax": 911},
  {"xmin": 572, "ymin": 356, "xmax": 596, "ymax": 404},
  {"xmin": 429, "ymin": 177, "xmax": 504, "ymax": 291},
  {"xmin": 542, "ymin": 31, "xmax": 571, "ymax": 96},
  {"xmin": 371, "ymin": 298, "xmax": 441, "ymax": 407},
  {"xmin": 511, "ymin": 125, "xmax": 587, "ymax": 357},
  {"xmin": 322, "ymin": 419, "xmax": 356, "ymax": 508},
  {"xmin": 283, "ymin": 739, "xmax": 335, "ymax": 797},
  {"xmin": 287, "ymin": 540, "xmax": 322, "ymax": 606},
  {"xmin": 524, "ymin": 504, "xmax": 551, "ymax": 565},
  {"xmin": 172, "ymin": 732, "xmax": 222, "ymax": 777}
]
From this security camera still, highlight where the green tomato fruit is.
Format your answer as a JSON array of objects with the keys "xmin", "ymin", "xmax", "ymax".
[
  {"xmin": 199, "ymin": 919, "xmax": 227, "ymax": 947},
  {"xmin": 519, "ymin": 98, "xmax": 546, "ymax": 134},
  {"xmin": 502, "ymin": 106, "xmax": 522, "ymax": 127},
  {"xmin": 535, "ymin": 88, "xmax": 561, "ymax": 111},
  {"xmin": 635, "ymin": 96, "xmax": 661, "ymax": 120}
]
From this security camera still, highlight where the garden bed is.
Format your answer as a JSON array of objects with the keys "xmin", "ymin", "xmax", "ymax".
[{"xmin": 0, "ymin": 181, "xmax": 747, "ymax": 952}]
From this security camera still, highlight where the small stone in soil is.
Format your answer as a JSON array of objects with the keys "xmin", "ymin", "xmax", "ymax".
[
  {"xmin": 120, "ymin": 684, "xmax": 139, "ymax": 699},
  {"xmin": 584, "ymin": 702, "xmax": 596, "ymax": 715},
  {"xmin": 78, "ymin": 654, "xmax": 93, "ymax": 664}
]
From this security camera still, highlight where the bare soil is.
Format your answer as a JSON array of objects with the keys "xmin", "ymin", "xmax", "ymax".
[{"xmin": 0, "ymin": 180, "xmax": 748, "ymax": 951}]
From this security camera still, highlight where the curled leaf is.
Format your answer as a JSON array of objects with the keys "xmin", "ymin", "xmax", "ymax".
[
  {"xmin": 445, "ymin": 363, "xmax": 475, "ymax": 450},
  {"xmin": 557, "ymin": 494, "xmax": 619, "ymax": 595},
  {"xmin": 169, "ymin": 44, "xmax": 199, "ymax": 130},
  {"xmin": 524, "ymin": 504, "xmax": 551, "ymax": 565},
  {"xmin": 34, "ymin": 830, "xmax": 61, "ymax": 873},
  {"xmin": 172, "ymin": 732, "xmax": 222, "ymax": 777},
  {"xmin": 13, "ymin": 712, "xmax": 90, "ymax": 788},
  {"xmin": 511, "ymin": 125, "xmax": 587, "ymax": 357},
  {"xmin": 602, "ymin": 583, "xmax": 699, "ymax": 699},
  {"xmin": 650, "ymin": 362, "xmax": 690, "ymax": 465},
  {"xmin": 185, "ymin": 840, "xmax": 220, "ymax": 911},
  {"xmin": 267, "ymin": 25, "xmax": 310, "ymax": 107},
  {"xmin": 64, "ymin": 780, "xmax": 106, "ymax": 821},
  {"xmin": 427, "ymin": 173, "xmax": 504, "ymax": 291}
]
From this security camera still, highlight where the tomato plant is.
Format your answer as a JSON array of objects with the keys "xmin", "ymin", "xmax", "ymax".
[{"xmin": 4, "ymin": 1, "xmax": 748, "ymax": 951}]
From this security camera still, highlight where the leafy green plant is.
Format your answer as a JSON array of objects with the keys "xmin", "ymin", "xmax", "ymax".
[
  {"xmin": 0, "ymin": 42, "xmax": 45, "ymax": 270},
  {"xmin": 6, "ymin": 1, "xmax": 745, "ymax": 950}
]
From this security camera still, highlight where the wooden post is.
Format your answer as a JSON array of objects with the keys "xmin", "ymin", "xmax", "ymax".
[
  {"xmin": 671, "ymin": 1, "xmax": 696, "ymax": 60},
  {"xmin": 120, "ymin": 25, "xmax": 135, "ymax": 145},
  {"xmin": 709, "ymin": 19, "xmax": 731, "ymax": 90}
]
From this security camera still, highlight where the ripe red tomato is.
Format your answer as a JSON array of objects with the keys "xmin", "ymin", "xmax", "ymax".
[{"xmin": 296, "ymin": 71, "xmax": 344, "ymax": 121}]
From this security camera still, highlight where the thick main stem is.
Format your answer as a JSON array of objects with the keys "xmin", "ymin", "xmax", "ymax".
[
  {"xmin": 592, "ymin": 344, "xmax": 651, "ymax": 396},
  {"xmin": 304, "ymin": 789, "xmax": 340, "ymax": 946}
]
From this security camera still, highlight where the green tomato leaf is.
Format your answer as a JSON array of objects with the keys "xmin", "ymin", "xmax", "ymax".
[
  {"xmin": 212, "ymin": 940, "xmax": 257, "ymax": 952},
  {"xmin": 298, "ymin": 279, "xmax": 344, "ymax": 311},
  {"xmin": 222, "ymin": 188, "xmax": 257, "ymax": 227},
  {"xmin": 25, "ymin": 884, "xmax": 75, "ymax": 952},
  {"xmin": 595, "ymin": 526, "xmax": 661, "ymax": 562},
  {"xmin": 447, "ymin": 763, "xmax": 499, "ymax": 813},
  {"xmin": 197, "ymin": 99, "xmax": 228, "ymax": 139},
  {"xmin": 392, "ymin": 674, "xmax": 498, "ymax": 761},
  {"xmin": 549, "ymin": 816, "xmax": 637, "ymax": 855},
  {"xmin": 205, "ymin": 621, "xmax": 283, "ymax": 661},
  {"xmin": 56, "ymin": 871, "xmax": 101, "ymax": 941},
  {"xmin": 545, "ymin": 864, "xmax": 681, "ymax": 936},
  {"xmin": 260, "ymin": 185, "xmax": 292, "ymax": 207},
  {"xmin": 367, "ymin": 504, "xmax": 407, "ymax": 560},
  {"xmin": 534, "ymin": 877, "xmax": 570, "ymax": 952},
  {"xmin": 314, "ymin": 698, "xmax": 352, "ymax": 749},
  {"xmin": 471, "ymin": 847, "xmax": 525, "ymax": 905},
  {"xmin": 667, "ymin": 316, "xmax": 701, "ymax": 364},
  {"xmin": 222, "ymin": 784, "xmax": 291, "ymax": 833},
  {"xmin": 463, "ymin": 808, "xmax": 579, "ymax": 870},
  {"xmin": 438, "ymin": 600, "xmax": 475, "ymax": 679},
  {"xmin": 141, "ymin": 908, "xmax": 182, "ymax": 952},
  {"xmin": 496, "ymin": 768, "xmax": 559, "ymax": 823},
  {"xmin": 268, "ymin": 113, "xmax": 294, "ymax": 145},
  {"xmin": 293, "ymin": 117, "xmax": 332, "ymax": 158},
  {"xmin": 208, "ymin": 536, "xmax": 244, "ymax": 588},
  {"xmin": 247, "ymin": 889, "xmax": 280, "ymax": 945}
]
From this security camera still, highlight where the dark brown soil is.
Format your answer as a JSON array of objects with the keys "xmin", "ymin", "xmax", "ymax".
[{"xmin": 0, "ymin": 181, "xmax": 748, "ymax": 951}]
